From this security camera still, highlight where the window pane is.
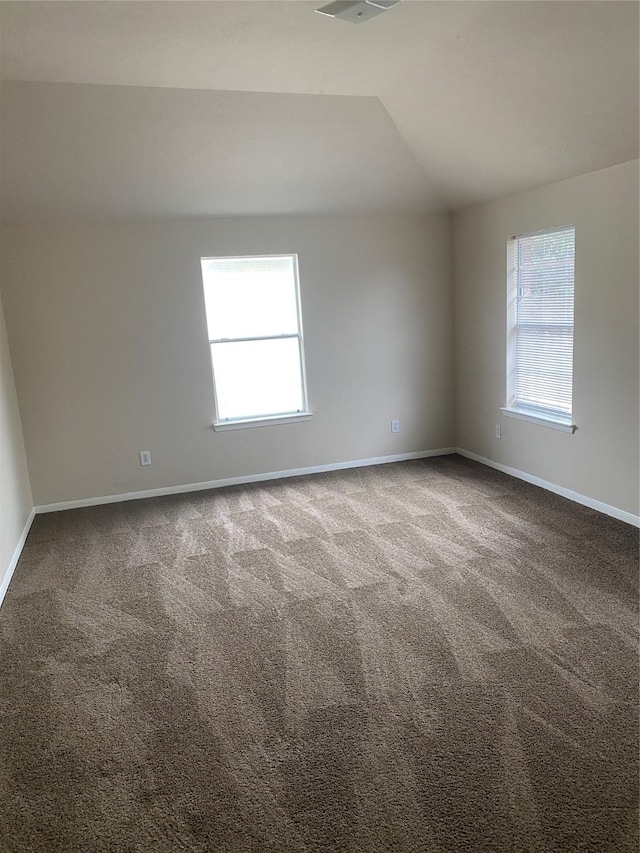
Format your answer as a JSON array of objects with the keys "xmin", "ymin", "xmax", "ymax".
[
  {"xmin": 510, "ymin": 226, "xmax": 575, "ymax": 420},
  {"xmin": 202, "ymin": 256, "xmax": 299, "ymax": 340},
  {"xmin": 515, "ymin": 327, "xmax": 573, "ymax": 415},
  {"xmin": 212, "ymin": 338, "xmax": 304, "ymax": 421}
]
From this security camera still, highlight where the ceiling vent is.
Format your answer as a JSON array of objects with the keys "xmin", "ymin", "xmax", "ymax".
[{"xmin": 315, "ymin": 0, "xmax": 402, "ymax": 24}]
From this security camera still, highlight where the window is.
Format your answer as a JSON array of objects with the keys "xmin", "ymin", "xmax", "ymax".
[
  {"xmin": 200, "ymin": 254, "xmax": 310, "ymax": 429},
  {"xmin": 503, "ymin": 226, "xmax": 576, "ymax": 432}
]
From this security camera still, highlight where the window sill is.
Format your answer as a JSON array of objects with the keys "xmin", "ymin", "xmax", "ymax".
[
  {"xmin": 213, "ymin": 412, "xmax": 313, "ymax": 432},
  {"xmin": 500, "ymin": 407, "xmax": 576, "ymax": 433}
]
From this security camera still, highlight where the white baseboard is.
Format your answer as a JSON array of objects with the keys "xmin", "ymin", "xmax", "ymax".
[
  {"xmin": 456, "ymin": 448, "xmax": 640, "ymax": 528},
  {"xmin": 34, "ymin": 448, "xmax": 458, "ymax": 514},
  {"xmin": 0, "ymin": 508, "xmax": 35, "ymax": 608}
]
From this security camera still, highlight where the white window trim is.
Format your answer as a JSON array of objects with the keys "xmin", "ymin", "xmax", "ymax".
[
  {"xmin": 505, "ymin": 226, "xmax": 576, "ymax": 433},
  {"xmin": 202, "ymin": 253, "xmax": 311, "ymax": 428},
  {"xmin": 213, "ymin": 412, "xmax": 313, "ymax": 432},
  {"xmin": 500, "ymin": 407, "xmax": 576, "ymax": 433}
]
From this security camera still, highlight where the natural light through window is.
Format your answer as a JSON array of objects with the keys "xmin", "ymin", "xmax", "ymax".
[
  {"xmin": 200, "ymin": 254, "xmax": 310, "ymax": 428},
  {"xmin": 503, "ymin": 226, "xmax": 575, "ymax": 432}
]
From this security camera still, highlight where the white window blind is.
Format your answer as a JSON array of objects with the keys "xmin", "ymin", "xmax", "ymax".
[
  {"xmin": 507, "ymin": 226, "xmax": 575, "ymax": 424},
  {"xmin": 200, "ymin": 255, "xmax": 309, "ymax": 424}
]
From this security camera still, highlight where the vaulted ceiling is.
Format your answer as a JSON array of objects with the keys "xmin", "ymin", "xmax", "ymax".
[{"xmin": 1, "ymin": 1, "xmax": 638, "ymax": 220}]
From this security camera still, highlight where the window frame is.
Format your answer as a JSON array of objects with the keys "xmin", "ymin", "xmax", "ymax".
[
  {"xmin": 501, "ymin": 226, "xmax": 577, "ymax": 434},
  {"xmin": 201, "ymin": 253, "xmax": 312, "ymax": 430}
]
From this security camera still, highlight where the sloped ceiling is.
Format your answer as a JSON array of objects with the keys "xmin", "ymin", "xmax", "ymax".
[{"xmin": 1, "ymin": 1, "xmax": 638, "ymax": 220}]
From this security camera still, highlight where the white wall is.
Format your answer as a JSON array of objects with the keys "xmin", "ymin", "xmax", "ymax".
[
  {"xmin": 0, "ymin": 290, "xmax": 33, "ymax": 588},
  {"xmin": 454, "ymin": 160, "xmax": 639, "ymax": 517},
  {"xmin": 1, "ymin": 212, "xmax": 454, "ymax": 506}
]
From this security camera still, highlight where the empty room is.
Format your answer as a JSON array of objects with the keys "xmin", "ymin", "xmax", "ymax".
[{"xmin": 0, "ymin": 1, "xmax": 638, "ymax": 851}]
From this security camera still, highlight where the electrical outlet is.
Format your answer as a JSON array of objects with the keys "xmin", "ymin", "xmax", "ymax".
[
  {"xmin": 139, "ymin": 450, "xmax": 151, "ymax": 466},
  {"xmin": 495, "ymin": 425, "xmax": 501, "ymax": 439},
  {"xmin": 391, "ymin": 419, "xmax": 400, "ymax": 434}
]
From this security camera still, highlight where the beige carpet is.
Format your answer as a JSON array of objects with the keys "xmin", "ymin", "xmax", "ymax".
[{"xmin": 0, "ymin": 454, "xmax": 638, "ymax": 852}]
